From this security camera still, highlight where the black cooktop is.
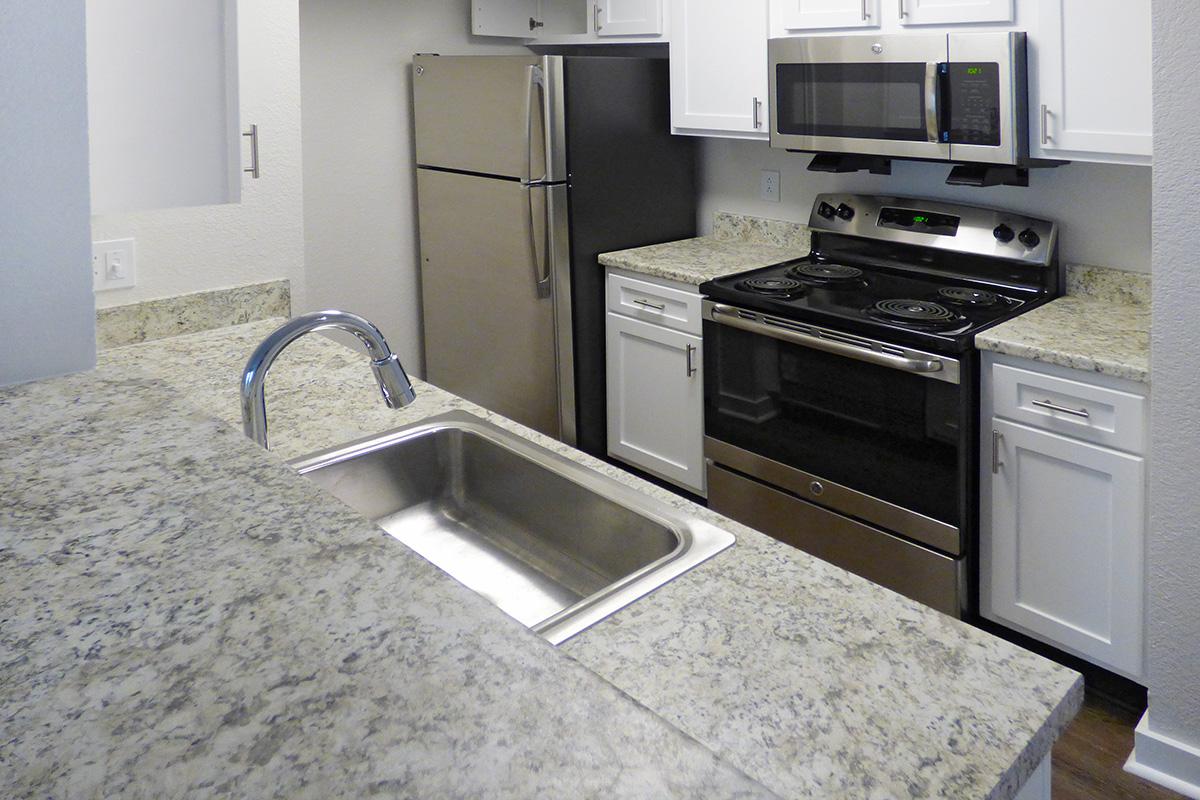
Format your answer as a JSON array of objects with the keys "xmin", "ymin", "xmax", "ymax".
[{"xmin": 700, "ymin": 256, "xmax": 1051, "ymax": 354}]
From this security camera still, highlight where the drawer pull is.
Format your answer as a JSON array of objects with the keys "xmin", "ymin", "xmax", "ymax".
[
  {"xmin": 991, "ymin": 430, "xmax": 1003, "ymax": 474},
  {"xmin": 1031, "ymin": 399, "xmax": 1090, "ymax": 419},
  {"xmin": 633, "ymin": 298, "xmax": 666, "ymax": 312},
  {"xmin": 685, "ymin": 343, "xmax": 697, "ymax": 377}
]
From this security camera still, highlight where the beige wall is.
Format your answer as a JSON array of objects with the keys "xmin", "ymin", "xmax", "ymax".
[{"xmin": 298, "ymin": 0, "xmax": 528, "ymax": 375}]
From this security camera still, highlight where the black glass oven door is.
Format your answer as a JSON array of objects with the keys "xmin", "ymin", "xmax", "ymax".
[{"xmin": 704, "ymin": 320, "xmax": 963, "ymax": 529}]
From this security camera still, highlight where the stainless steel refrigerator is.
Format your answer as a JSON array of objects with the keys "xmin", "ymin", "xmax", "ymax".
[{"xmin": 412, "ymin": 54, "xmax": 695, "ymax": 455}]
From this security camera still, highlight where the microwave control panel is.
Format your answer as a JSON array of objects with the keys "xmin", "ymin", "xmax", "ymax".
[{"xmin": 941, "ymin": 62, "xmax": 1001, "ymax": 147}]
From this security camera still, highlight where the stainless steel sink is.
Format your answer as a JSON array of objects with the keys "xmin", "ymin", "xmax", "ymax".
[{"xmin": 290, "ymin": 411, "xmax": 735, "ymax": 644}]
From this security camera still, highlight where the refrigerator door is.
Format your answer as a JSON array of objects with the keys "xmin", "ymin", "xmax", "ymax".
[
  {"xmin": 413, "ymin": 55, "xmax": 565, "ymax": 183},
  {"xmin": 416, "ymin": 167, "xmax": 571, "ymax": 440}
]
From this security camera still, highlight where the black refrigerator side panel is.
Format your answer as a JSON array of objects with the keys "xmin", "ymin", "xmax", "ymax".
[{"xmin": 563, "ymin": 56, "xmax": 697, "ymax": 459}]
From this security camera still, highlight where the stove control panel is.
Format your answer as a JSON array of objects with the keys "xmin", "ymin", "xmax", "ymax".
[{"xmin": 808, "ymin": 193, "xmax": 1057, "ymax": 267}]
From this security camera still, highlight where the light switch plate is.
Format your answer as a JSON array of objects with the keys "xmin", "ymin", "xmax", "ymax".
[
  {"xmin": 93, "ymin": 238, "xmax": 136, "ymax": 292},
  {"xmin": 760, "ymin": 170, "xmax": 781, "ymax": 203}
]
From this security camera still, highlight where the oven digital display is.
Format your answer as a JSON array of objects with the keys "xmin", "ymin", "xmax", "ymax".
[{"xmin": 878, "ymin": 207, "xmax": 961, "ymax": 236}]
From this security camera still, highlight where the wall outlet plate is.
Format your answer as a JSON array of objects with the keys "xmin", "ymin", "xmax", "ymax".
[
  {"xmin": 760, "ymin": 170, "xmax": 781, "ymax": 203},
  {"xmin": 93, "ymin": 238, "xmax": 136, "ymax": 292}
]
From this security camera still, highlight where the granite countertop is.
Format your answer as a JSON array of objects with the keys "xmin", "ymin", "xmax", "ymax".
[
  {"xmin": 598, "ymin": 211, "xmax": 811, "ymax": 285},
  {"xmin": 1, "ymin": 319, "xmax": 1084, "ymax": 799},
  {"xmin": 976, "ymin": 265, "xmax": 1151, "ymax": 383}
]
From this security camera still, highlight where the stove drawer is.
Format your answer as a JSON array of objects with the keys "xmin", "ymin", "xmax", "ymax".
[
  {"xmin": 992, "ymin": 362, "xmax": 1146, "ymax": 454},
  {"xmin": 606, "ymin": 270, "xmax": 702, "ymax": 335},
  {"xmin": 708, "ymin": 463, "xmax": 964, "ymax": 618}
]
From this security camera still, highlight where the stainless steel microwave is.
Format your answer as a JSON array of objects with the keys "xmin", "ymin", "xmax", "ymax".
[{"xmin": 769, "ymin": 32, "xmax": 1028, "ymax": 166}]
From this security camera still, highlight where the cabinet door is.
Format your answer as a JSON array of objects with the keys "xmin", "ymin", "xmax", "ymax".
[
  {"xmin": 1032, "ymin": 0, "xmax": 1152, "ymax": 162},
  {"xmin": 87, "ymin": 0, "xmax": 241, "ymax": 213},
  {"xmin": 983, "ymin": 418, "xmax": 1144, "ymax": 677},
  {"xmin": 897, "ymin": 0, "xmax": 1012, "ymax": 25},
  {"xmin": 597, "ymin": 0, "xmax": 664, "ymax": 36},
  {"xmin": 670, "ymin": 0, "xmax": 769, "ymax": 137},
  {"xmin": 779, "ymin": 0, "xmax": 879, "ymax": 31},
  {"xmin": 606, "ymin": 312, "xmax": 705, "ymax": 495},
  {"xmin": 472, "ymin": 0, "xmax": 541, "ymax": 37}
]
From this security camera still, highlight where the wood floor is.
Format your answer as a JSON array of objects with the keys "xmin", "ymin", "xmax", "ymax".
[{"xmin": 1052, "ymin": 690, "xmax": 1186, "ymax": 800}]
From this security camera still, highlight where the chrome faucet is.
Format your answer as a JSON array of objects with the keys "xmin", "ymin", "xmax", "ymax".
[{"xmin": 240, "ymin": 310, "xmax": 417, "ymax": 449}]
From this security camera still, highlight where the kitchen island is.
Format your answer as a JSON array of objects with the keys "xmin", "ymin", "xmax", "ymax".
[{"xmin": 0, "ymin": 319, "xmax": 1083, "ymax": 798}]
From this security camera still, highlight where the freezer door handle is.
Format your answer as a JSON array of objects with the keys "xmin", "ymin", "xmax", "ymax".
[
  {"xmin": 525, "ymin": 65, "xmax": 549, "ymax": 185},
  {"xmin": 527, "ymin": 185, "xmax": 552, "ymax": 299}
]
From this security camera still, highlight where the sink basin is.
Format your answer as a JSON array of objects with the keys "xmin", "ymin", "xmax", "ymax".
[{"xmin": 290, "ymin": 411, "xmax": 734, "ymax": 644}]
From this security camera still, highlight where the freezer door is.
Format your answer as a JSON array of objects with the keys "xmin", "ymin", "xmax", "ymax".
[
  {"xmin": 413, "ymin": 55, "xmax": 564, "ymax": 182},
  {"xmin": 416, "ymin": 168, "xmax": 568, "ymax": 439}
]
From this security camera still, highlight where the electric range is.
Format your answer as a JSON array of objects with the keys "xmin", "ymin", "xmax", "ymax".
[{"xmin": 699, "ymin": 193, "xmax": 1060, "ymax": 618}]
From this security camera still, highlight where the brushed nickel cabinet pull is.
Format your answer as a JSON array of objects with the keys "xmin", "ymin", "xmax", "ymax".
[
  {"xmin": 992, "ymin": 430, "xmax": 1003, "ymax": 474},
  {"xmin": 1031, "ymin": 399, "xmax": 1090, "ymax": 418},
  {"xmin": 633, "ymin": 298, "xmax": 665, "ymax": 311},
  {"xmin": 242, "ymin": 124, "xmax": 260, "ymax": 179},
  {"xmin": 752, "ymin": 97, "xmax": 762, "ymax": 129},
  {"xmin": 1041, "ymin": 104, "xmax": 1052, "ymax": 145},
  {"xmin": 686, "ymin": 344, "xmax": 698, "ymax": 377},
  {"xmin": 899, "ymin": 0, "xmax": 907, "ymax": 18},
  {"xmin": 594, "ymin": 4, "xmax": 603, "ymax": 31}
]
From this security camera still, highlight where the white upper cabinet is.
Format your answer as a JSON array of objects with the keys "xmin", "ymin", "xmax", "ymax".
[
  {"xmin": 472, "ymin": 0, "xmax": 664, "ymax": 41},
  {"xmin": 472, "ymin": 0, "xmax": 543, "ymax": 37},
  {"xmin": 897, "ymin": 0, "xmax": 1013, "ymax": 26},
  {"xmin": 1031, "ymin": 0, "xmax": 1152, "ymax": 163},
  {"xmin": 670, "ymin": 0, "xmax": 769, "ymax": 138},
  {"xmin": 596, "ymin": 0, "xmax": 664, "ymax": 35},
  {"xmin": 778, "ymin": 0, "xmax": 880, "ymax": 31},
  {"xmin": 87, "ymin": 0, "xmax": 241, "ymax": 214}
]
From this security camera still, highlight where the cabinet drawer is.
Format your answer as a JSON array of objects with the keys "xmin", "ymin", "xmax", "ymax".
[
  {"xmin": 992, "ymin": 363, "xmax": 1146, "ymax": 453},
  {"xmin": 607, "ymin": 271, "xmax": 702, "ymax": 335}
]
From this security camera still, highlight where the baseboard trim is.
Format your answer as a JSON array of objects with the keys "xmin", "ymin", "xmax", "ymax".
[{"xmin": 1125, "ymin": 711, "xmax": 1200, "ymax": 799}]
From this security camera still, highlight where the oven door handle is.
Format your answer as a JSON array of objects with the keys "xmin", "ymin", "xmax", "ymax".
[{"xmin": 708, "ymin": 304, "xmax": 955, "ymax": 382}]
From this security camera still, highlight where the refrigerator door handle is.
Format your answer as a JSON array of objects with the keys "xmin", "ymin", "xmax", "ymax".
[
  {"xmin": 525, "ymin": 65, "xmax": 549, "ymax": 185},
  {"xmin": 527, "ymin": 185, "xmax": 552, "ymax": 298}
]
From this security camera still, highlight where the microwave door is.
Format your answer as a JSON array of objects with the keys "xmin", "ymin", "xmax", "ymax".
[{"xmin": 768, "ymin": 34, "xmax": 951, "ymax": 161}]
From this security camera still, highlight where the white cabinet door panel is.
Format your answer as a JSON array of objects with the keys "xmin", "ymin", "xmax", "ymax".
[
  {"xmin": 472, "ymin": 0, "xmax": 540, "ymax": 37},
  {"xmin": 670, "ymin": 0, "xmax": 769, "ymax": 137},
  {"xmin": 779, "ymin": 0, "xmax": 879, "ymax": 30},
  {"xmin": 1032, "ymin": 0, "xmax": 1152, "ymax": 161},
  {"xmin": 606, "ymin": 312, "xmax": 705, "ymax": 494},
  {"xmin": 985, "ymin": 418, "xmax": 1144, "ymax": 677},
  {"xmin": 898, "ymin": 0, "xmax": 1012, "ymax": 25},
  {"xmin": 597, "ymin": 0, "xmax": 664, "ymax": 36}
]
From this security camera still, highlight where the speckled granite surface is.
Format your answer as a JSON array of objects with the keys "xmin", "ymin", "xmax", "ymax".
[
  {"xmin": 0, "ymin": 365, "xmax": 775, "ymax": 798},
  {"xmin": 96, "ymin": 280, "xmax": 290, "ymax": 349},
  {"xmin": 976, "ymin": 265, "xmax": 1150, "ymax": 383},
  {"xmin": 85, "ymin": 320, "xmax": 1084, "ymax": 799},
  {"xmin": 598, "ymin": 212, "xmax": 810, "ymax": 285}
]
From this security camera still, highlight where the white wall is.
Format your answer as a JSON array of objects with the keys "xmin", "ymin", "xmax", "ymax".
[
  {"xmin": 1145, "ymin": 0, "xmax": 1200, "ymax": 756},
  {"xmin": 298, "ymin": 0, "xmax": 529, "ymax": 375},
  {"xmin": 698, "ymin": 138, "xmax": 1153, "ymax": 272},
  {"xmin": 90, "ymin": 0, "xmax": 305, "ymax": 312},
  {"xmin": 0, "ymin": 1, "xmax": 96, "ymax": 387}
]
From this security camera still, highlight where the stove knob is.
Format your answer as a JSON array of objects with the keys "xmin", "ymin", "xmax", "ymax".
[
  {"xmin": 993, "ymin": 224, "xmax": 1015, "ymax": 244},
  {"xmin": 1018, "ymin": 229, "xmax": 1041, "ymax": 249},
  {"xmin": 835, "ymin": 203, "xmax": 855, "ymax": 221},
  {"xmin": 817, "ymin": 201, "xmax": 837, "ymax": 220}
]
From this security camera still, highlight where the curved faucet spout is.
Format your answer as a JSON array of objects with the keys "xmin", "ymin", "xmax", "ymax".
[{"xmin": 240, "ymin": 310, "xmax": 417, "ymax": 449}]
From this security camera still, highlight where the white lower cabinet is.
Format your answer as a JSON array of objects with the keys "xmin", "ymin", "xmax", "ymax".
[
  {"xmin": 981, "ymin": 354, "xmax": 1147, "ymax": 680},
  {"xmin": 605, "ymin": 271, "xmax": 705, "ymax": 496}
]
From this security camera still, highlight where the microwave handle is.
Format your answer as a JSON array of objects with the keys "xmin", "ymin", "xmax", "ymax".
[{"xmin": 925, "ymin": 62, "xmax": 943, "ymax": 144}]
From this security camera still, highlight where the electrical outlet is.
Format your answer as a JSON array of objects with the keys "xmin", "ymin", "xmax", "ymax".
[
  {"xmin": 760, "ymin": 170, "xmax": 781, "ymax": 203},
  {"xmin": 92, "ymin": 238, "xmax": 136, "ymax": 292}
]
